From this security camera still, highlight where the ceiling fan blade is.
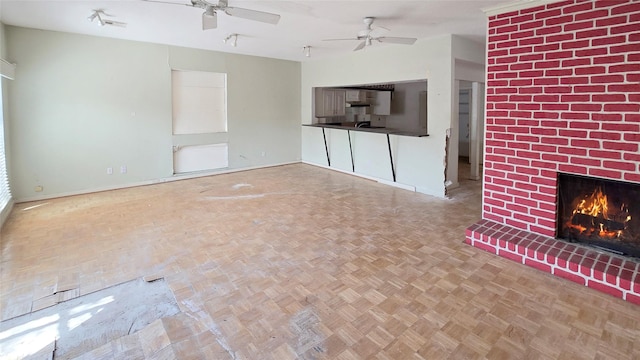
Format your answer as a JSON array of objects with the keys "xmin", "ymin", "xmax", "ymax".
[
  {"xmin": 377, "ymin": 37, "xmax": 417, "ymax": 45},
  {"xmin": 369, "ymin": 26, "xmax": 389, "ymax": 38},
  {"xmin": 202, "ymin": 9, "xmax": 217, "ymax": 29},
  {"xmin": 353, "ymin": 41, "xmax": 366, "ymax": 51},
  {"xmin": 322, "ymin": 38, "xmax": 359, "ymax": 42},
  {"xmin": 142, "ymin": 0, "xmax": 194, "ymax": 7},
  {"xmin": 357, "ymin": 29, "xmax": 370, "ymax": 38},
  {"xmin": 224, "ymin": 6, "xmax": 280, "ymax": 24}
]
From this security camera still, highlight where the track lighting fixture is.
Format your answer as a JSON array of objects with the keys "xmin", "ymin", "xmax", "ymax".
[
  {"xmin": 88, "ymin": 9, "xmax": 127, "ymax": 27},
  {"xmin": 223, "ymin": 33, "xmax": 238, "ymax": 47}
]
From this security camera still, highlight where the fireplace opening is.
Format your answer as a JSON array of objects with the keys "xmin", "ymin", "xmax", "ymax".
[{"xmin": 557, "ymin": 173, "xmax": 640, "ymax": 258}]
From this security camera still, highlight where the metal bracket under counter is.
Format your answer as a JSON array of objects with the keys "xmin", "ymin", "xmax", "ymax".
[
  {"xmin": 347, "ymin": 130, "xmax": 355, "ymax": 172},
  {"xmin": 322, "ymin": 127, "xmax": 331, "ymax": 166},
  {"xmin": 386, "ymin": 133, "xmax": 396, "ymax": 182},
  {"xmin": 308, "ymin": 124, "xmax": 402, "ymax": 182}
]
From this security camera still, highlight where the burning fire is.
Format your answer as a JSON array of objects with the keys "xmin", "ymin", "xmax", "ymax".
[
  {"xmin": 568, "ymin": 186, "xmax": 631, "ymax": 238},
  {"xmin": 574, "ymin": 187, "xmax": 610, "ymax": 218}
]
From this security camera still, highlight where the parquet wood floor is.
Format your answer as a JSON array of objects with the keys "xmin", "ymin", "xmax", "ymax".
[{"xmin": 2, "ymin": 163, "xmax": 640, "ymax": 359}]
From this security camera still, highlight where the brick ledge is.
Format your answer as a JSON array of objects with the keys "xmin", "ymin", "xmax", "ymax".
[{"xmin": 465, "ymin": 219, "xmax": 640, "ymax": 305}]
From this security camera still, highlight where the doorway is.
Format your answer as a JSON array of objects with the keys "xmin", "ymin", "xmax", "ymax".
[
  {"xmin": 458, "ymin": 88, "xmax": 471, "ymax": 159},
  {"xmin": 458, "ymin": 81, "xmax": 484, "ymax": 182}
]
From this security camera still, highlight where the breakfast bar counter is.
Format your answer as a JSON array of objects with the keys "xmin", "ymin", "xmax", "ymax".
[{"xmin": 301, "ymin": 124, "xmax": 437, "ymax": 194}]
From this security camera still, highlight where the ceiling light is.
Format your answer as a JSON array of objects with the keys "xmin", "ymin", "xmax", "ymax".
[
  {"xmin": 223, "ymin": 34, "xmax": 238, "ymax": 47},
  {"xmin": 88, "ymin": 12, "xmax": 99, "ymax": 23},
  {"xmin": 88, "ymin": 10, "xmax": 106, "ymax": 26},
  {"xmin": 204, "ymin": 5, "xmax": 215, "ymax": 17},
  {"xmin": 303, "ymin": 46, "xmax": 311, "ymax": 57},
  {"xmin": 202, "ymin": 6, "xmax": 217, "ymax": 30},
  {"xmin": 88, "ymin": 9, "xmax": 127, "ymax": 28}
]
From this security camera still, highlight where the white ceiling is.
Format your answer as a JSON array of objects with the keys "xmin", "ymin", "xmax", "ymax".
[{"xmin": 0, "ymin": 0, "xmax": 510, "ymax": 61}]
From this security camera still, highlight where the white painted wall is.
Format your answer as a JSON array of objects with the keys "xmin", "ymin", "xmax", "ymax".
[
  {"xmin": 326, "ymin": 128, "xmax": 353, "ymax": 172},
  {"xmin": 5, "ymin": 26, "xmax": 301, "ymax": 201},
  {"xmin": 455, "ymin": 59, "xmax": 486, "ymax": 83},
  {"xmin": 302, "ymin": 34, "xmax": 484, "ymax": 197}
]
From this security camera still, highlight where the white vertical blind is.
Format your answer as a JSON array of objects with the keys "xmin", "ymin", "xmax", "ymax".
[
  {"xmin": 0, "ymin": 59, "xmax": 16, "ymax": 80},
  {"xmin": 172, "ymin": 70, "xmax": 227, "ymax": 134},
  {"xmin": 0, "ymin": 81, "xmax": 11, "ymax": 216}
]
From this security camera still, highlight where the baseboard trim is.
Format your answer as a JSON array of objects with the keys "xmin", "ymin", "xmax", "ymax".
[
  {"xmin": 301, "ymin": 161, "xmax": 416, "ymax": 192},
  {"xmin": 15, "ymin": 161, "xmax": 300, "ymax": 203}
]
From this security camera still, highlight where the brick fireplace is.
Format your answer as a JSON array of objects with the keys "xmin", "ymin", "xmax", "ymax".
[{"xmin": 466, "ymin": 0, "xmax": 640, "ymax": 304}]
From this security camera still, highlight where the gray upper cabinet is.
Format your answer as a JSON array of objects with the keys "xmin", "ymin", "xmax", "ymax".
[{"xmin": 315, "ymin": 88, "xmax": 346, "ymax": 117}]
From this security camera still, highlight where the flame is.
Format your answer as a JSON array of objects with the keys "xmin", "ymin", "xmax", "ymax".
[
  {"xmin": 573, "ymin": 187, "xmax": 609, "ymax": 217},
  {"xmin": 567, "ymin": 186, "xmax": 631, "ymax": 238}
]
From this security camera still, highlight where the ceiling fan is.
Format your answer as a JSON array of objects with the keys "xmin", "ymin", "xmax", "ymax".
[
  {"xmin": 88, "ymin": 10, "xmax": 127, "ymax": 28},
  {"xmin": 143, "ymin": 0, "xmax": 281, "ymax": 30},
  {"xmin": 324, "ymin": 17, "xmax": 417, "ymax": 51}
]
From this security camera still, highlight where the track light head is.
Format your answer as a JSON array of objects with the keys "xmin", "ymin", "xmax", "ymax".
[{"xmin": 223, "ymin": 33, "xmax": 238, "ymax": 47}]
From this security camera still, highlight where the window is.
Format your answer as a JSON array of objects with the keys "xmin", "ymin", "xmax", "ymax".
[
  {"xmin": 0, "ymin": 81, "xmax": 11, "ymax": 223},
  {"xmin": 172, "ymin": 70, "xmax": 227, "ymax": 134}
]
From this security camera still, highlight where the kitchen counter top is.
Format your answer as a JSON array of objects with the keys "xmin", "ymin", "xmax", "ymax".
[{"xmin": 303, "ymin": 123, "xmax": 429, "ymax": 137}]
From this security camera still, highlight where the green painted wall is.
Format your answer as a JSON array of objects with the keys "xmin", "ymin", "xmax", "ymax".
[{"xmin": 5, "ymin": 26, "xmax": 301, "ymax": 201}]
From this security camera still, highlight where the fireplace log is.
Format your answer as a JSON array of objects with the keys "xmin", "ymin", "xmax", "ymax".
[{"xmin": 571, "ymin": 213, "xmax": 626, "ymax": 231}]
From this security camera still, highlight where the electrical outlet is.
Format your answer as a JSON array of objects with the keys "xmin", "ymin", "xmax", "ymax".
[
  {"xmin": 107, "ymin": 167, "xmax": 113, "ymax": 175},
  {"xmin": 120, "ymin": 165, "xmax": 127, "ymax": 174},
  {"xmin": 34, "ymin": 185, "xmax": 43, "ymax": 192}
]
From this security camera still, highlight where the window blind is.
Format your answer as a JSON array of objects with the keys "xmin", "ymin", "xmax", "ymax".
[
  {"xmin": 0, "ymin": 83, "xmax": 11, "ymax": 218},
  {"xmin": 171, "ymin": 70, "xmax": 227, "ymax": 134}
]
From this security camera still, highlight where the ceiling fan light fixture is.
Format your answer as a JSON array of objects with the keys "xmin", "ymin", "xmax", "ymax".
[
  {"xmin": 144, "ymin": 0, "xmax": 280, "ymax": 31},
  {"xmin": 323, "ymin": 17, "xmax": 415, "ymax": 52}
]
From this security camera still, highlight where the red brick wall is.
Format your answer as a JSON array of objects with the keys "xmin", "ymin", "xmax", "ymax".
[{"xmin": 484, "ymin": 0, "xmax": 640, "ymax": 237}]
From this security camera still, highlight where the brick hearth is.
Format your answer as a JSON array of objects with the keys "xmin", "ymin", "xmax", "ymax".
[
  {"xmin": 466, "ymin": 219, "xmax": 640, "ymax": 304},
  {"xmin": 468, "ymin": 0, "xmax": 640, "ymax": 303}
]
